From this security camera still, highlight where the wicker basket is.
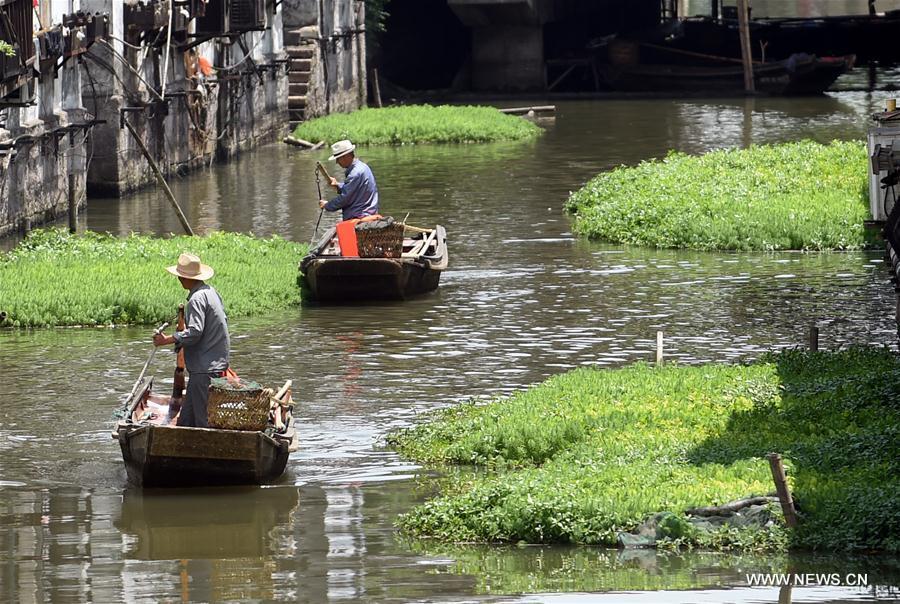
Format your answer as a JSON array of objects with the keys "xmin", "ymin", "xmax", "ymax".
[
  {"xmin": 356, "ymin": 219, "xmax": 404, "ymax": 258},
  {"xmin": 207, "ymin": 378, "xmax": 270, "ymax": 431}
]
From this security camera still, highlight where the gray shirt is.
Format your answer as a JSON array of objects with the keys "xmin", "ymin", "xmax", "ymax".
[{"xmin": 173, "ymin": 283, "xmax": 230, "ymax": 374}]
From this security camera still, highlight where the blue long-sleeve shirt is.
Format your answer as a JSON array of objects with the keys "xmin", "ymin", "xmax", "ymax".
[
  {"xmin": 324, "ymin": 158, "xmax": 380, "ymax": 220},
  {"xmin": 173, "ymin": 283, "xmax": 230, "ymax": 374}
]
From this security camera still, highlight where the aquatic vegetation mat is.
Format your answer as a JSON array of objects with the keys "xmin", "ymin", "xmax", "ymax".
[
  {"xmin": 292, "ymin": 105, "xmax": 542, "ymax": 145},
  {"xmin": 0, "ymin": 229, "xmax": 307, "ymax": 327},
  {"xmin": 565, "ymin": 140, "xmax": 870, "ymax": 251},
  {"xmin": 388, "ymin": 348, "xmax": 900, "ymax": 552}
]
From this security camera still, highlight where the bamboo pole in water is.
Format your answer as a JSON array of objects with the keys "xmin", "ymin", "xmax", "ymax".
[
  {"xmin": 122, "ymin": 118, "xmax": 195, "ymax": 236},
  {"xmin": 737, "ymin": 0, "xmax": 755, "ymax": 92}
]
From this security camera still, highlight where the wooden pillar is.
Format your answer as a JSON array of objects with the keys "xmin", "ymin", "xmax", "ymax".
[{"xmin": 737, "ymin": 0, "xmax": 755, "ymax": 93}]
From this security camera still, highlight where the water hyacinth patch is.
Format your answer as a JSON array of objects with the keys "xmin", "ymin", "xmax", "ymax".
[
  {"xmin": 292, "ymin": 105, "xmax": 543, "ymax": 146},
  {"xmin": 388, "ymin": 348, "xmax": 900, "ymax": 553},
  {"xmin": 0, "ymin": 229, "xmax": 307, "ymax": 328},
  {"xmin": 564, "ymin": 140, "xmax": 870, "ymax": 251}
]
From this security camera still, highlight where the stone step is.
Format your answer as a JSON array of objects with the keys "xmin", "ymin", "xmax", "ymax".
[
  {"xmin": 284, "ymin": 29, "xmax": 304, "ymax": 46},
  {"xmin": 290, "ymin": 58, "xmax": 312, "ymax": 72},
  {"xmin": 289, "ymin": 82, "xmax": 309, "ymax": 96},
  {"xmin": 289, "ymin": 95, "xmax": 307, "ymax": 108},
  {"xmin": 289, "ymin": 70, "xmax": 310, "ymax": 84},
  {"xmin": 289, "ymin": 120, "xmax": 303, "ymax": 130},
  {"xmin": 287, "ymin": 47, "xmax": 314, "ymax": 60}
]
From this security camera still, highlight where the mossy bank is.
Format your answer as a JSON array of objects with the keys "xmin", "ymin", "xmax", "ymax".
[
  {"xmin": 0, "ymin": 229, "xmax": 307, "ymax": 328},
  {"xmin": 388, "ymin": 347, "xmax": 900, "ymax": 553},
  {"xmin": 292, "ymin": 105, "xmax": 542, "ymax": 146},
  {"xmin": 565, "ymin": 140, "xmax": 870, "ymax": 251}
]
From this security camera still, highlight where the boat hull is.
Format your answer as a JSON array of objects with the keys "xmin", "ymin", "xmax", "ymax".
[
  {"xmin": 116, "ymin": 422, "xmax": 291, "ymax": 488},
  {"xmin": 301, "ymin": 257, "xmax": 442, "ymax": 302},
  {"xmin": 599, "ymin": 55, "xmax": 851, "ymax": 95}
]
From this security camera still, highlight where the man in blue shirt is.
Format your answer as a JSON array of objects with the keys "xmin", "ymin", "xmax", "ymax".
[{"xmin": 319, "ymin": 139, "xmax": 380, "ymax": 220}]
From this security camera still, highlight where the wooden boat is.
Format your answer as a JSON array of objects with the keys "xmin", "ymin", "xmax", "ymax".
[
  {"xmin": 300, "ymin": 224, "xmax": 448, "ymax": 302},
  {"xmin": 672, "ymin": 12, "xmax": 900, "ymax": 66},
  {"xmin": 113, "ymin": 375, "xmax": 299, "ymax": 488},
  {"xmin": 598, "ymin": 51, "xmax": 853, "ymax": 96}
]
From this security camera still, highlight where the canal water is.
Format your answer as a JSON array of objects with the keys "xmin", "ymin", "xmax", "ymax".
[{"xmin": 2, "ymin": 93, "xmax": 900, "ymax": 602}]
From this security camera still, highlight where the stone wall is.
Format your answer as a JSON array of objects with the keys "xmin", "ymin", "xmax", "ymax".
[
  {"xmin": 0, "ymin": 14, "xmax": 88, "ymax": 238},
  {"xmin": 81, "ymin": 0, "xmax": 290, "ymax": 197},
  {"xmin": 283, "ymin": 0, "xmax": 366, "ymax": 122},
  {"xmin": 0, "ymin": 0, "xmax": 291, "ymax": 237}
]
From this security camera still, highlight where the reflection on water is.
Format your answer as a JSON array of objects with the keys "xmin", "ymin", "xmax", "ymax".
[
  {"xmin": 2, "ymin": 95, "xmax": 900, "ymax": 601},
  {"xmin": 413, "ymin": 543, "xmax": 900, "ymax": 601}
]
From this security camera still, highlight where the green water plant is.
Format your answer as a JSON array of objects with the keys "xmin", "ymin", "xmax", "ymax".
[
  {"xmin": 292, "ymin": 105, "xmax": 542, "ymax": 146},
  {"xmin": 0, "ymin": 229, "xmax": 307, "ymax": 328},
  {"xmin": 388, "ymin": 347, "xmax": 900, "ymax": 553},
  {"xmin": 564, "ymin": 140, "xmax": 870, "ymax": 251}
]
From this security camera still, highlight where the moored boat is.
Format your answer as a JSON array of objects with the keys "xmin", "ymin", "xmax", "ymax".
[
  {"xmin": 300, "ymin": 223, "xmax": 448, "ymax": 302},
  {"xmin": 598, "ymin": 50, "xmax": 853, "ymax": 95},
  {"xmin": 113, "ymin": 374, "xmax": 298, "ymax": 488}
]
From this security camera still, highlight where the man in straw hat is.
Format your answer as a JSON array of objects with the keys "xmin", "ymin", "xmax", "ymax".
[
  {"xmin": 319, "ymin": 139, "xmax": 380, "ymax": 221},
  {"xmin": 153, "ymin": 253, "xmax": 230, "ymax": 428}
]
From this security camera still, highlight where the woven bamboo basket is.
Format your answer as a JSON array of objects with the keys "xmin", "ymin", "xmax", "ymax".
[
  {"xmin": 356, "ymin": 221, "xmax": 404, "ymax": 258},
  {"xmin": 207, "ymin": 379, "xmax": 271, "ymax": 431}
]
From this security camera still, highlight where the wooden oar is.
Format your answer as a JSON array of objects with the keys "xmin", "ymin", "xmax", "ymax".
[
  {"xmin": 316, "ymin": 161, "xmax": 339, "ymax": 191},
  {"xmin": 125, "ymin": 321, "xmax": 170, "ymax": 407}
]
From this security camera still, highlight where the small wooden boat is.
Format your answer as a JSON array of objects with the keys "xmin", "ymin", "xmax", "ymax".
[
  {"xmin": 113, "ymin": 375, "xmax": 299, "ymax": 488},
  {"xmin": 300, "ymin": 224, "xmax": 448, "ymax": 302},
  {"xmin": 598, "ymin": 52, "xmax": 853, "ymax": 96}
]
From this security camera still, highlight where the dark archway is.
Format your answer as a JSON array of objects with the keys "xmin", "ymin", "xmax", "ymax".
[{"xmin": 375, "ymin": 0, "xmax": 471, "ymax": 91}]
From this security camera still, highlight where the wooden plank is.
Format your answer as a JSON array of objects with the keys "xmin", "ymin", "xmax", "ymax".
[
  {"xmin": 149, "ymin": 426, "xmax": 259, "ymax": 461},
  {"xmin": 499, "ymin": 105, "xmax": 556, "ymax": 115}
]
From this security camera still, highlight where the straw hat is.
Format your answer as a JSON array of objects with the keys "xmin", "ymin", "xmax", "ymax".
[
  {"xmin": 167, "ymin": 253, "xmax": 214, "ymax": 281},
  {"xmin": 328, "ymin": 139, "xmax": 355, "ymax": 160}
]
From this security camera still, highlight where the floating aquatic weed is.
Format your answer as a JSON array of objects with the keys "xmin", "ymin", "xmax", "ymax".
[
  {"xmin": 565, "ymin": 140, "xmax": 870, "ymax": 251},
  {"xmin": 0, "ymin": 229, "xmax": 307, "ymax": 328},
  {"xmin": 293, "ymin": 105, "xmax": 542, "ymax": 146},
  {"xmin": 388, "ymin": 348, "xmax": 900, "ymax": 553}
]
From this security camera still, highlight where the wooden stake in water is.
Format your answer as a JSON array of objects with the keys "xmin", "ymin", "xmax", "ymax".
[
  {"xmin": 656, "ymin": 331, "xmax": 664, "ymax": 366},
  {"xmin": 809, "ymin": 324, "xmax": 819, "ymax": 352},
  {"xmin": 737, "ymin": 0, "xmax": 755, "ymax": 92},
  {"xmin": 767, "ymin": 453, "xmax": 799, "ymax": 528},
  {"xmin": 68, "ymin": 173, "xmax": 76, "ymax": 234}
]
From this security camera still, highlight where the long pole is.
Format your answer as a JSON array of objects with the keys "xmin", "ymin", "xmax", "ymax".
[
  {"xmin": 737, "ymin": 0, "xmax": 755, "ymax": 93},
  {"xmin": 311, "ymin": 167, "xmax": 325, "ymax": 244},
  {"xmin": 122, "ymin": 118, "xmax": 195, "ymax": 236}
]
